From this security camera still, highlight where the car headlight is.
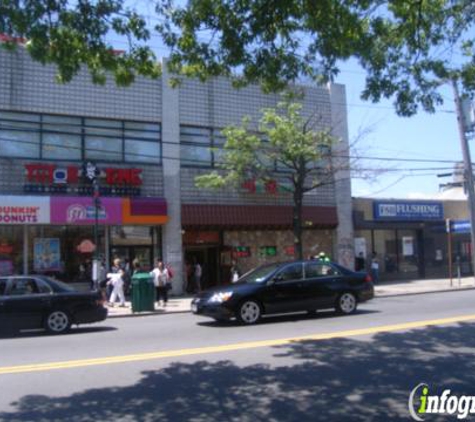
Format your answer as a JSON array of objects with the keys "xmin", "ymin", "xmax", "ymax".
[{"xmin": 208, "ymin": 291, "xmax": 233, "ymax": 303}]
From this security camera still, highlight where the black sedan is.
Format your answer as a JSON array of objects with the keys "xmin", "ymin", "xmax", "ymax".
[
  {"xmin": 191, "ymin": 260, "xmax": 374, "ymax": 324},
  {"xmin": 0, "ymin": 275, "xmax": 108, "ymax": 334}
]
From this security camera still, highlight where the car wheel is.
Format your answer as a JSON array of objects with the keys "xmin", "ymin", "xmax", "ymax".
[
  {"xmin": 336, "ymin": 292, "xmax": 357, "ymax": 315},
  {"xmin": 45, "ymin": 310, "xmax": 72, "ymax": 334},
  {"xmin": 237, "ymin": 299, "xmax": 262, "ymax": 325}
]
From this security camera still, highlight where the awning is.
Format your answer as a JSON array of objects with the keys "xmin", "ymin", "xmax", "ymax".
[{"xmin": 182, "ymin": 204, "xmax": 338, "ymax": 229}]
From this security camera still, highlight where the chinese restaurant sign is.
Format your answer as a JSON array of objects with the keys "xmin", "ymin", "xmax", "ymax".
[
  {"xmin": 24, "ymin": 163, "xmax": 143, "ymax": 197},
  {"xmin": 233, "ymin": 246, "xmax": 251, "ymax": 258}
]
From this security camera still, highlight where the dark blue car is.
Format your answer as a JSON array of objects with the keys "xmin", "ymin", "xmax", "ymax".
[
  {"xmin": 191, "ymin": 260, "xmax": 374, "ymax": 324},
  {"xmin": 0, "ymin": 275, "xmax": 108, "ymax": 334}
]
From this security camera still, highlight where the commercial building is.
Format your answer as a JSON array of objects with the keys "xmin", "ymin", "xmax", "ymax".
[
  {"xmin": 0, "ymin": 44, "xmax": 353, "ymax": 293},
  {"xmin": 353, "ymin": 197, "xmax": 472, "ymax": 280}
]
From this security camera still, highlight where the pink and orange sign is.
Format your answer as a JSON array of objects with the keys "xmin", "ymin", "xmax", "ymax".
[{"xmin": 51, "ymin": 197, "xmax": 122, "ymax": 225}]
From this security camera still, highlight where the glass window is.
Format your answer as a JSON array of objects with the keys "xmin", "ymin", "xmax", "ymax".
[
  {"xmin": 42, "ymin": 115, "xmax": 82, "ymax": 133},
  {"xmin": 125, "ymin": 139, "xmax": 160, "ymax": 163},
  {"xmin": 181, "ymin": 126, "xmax": 212, "ymax": 167},
  {"xmin": 124, "ymin": 121, "xmax": 160, "ymax": 140},
  {"xmin": 180, "ymin": 144, "xmax": 211, "ymax": 166},
  {"xmin": 36, "ymin": 278, "xmax": 53, "ymax": 294},
  {"xmin": 42, "ymin": 133, "xmax": 81, "ymax": 160},
  {"xmin": 84, "ymin": 118, "xmax": 122, "ymax": 137},
  {"xmin": 85, "ymin": 136, "xmax": 122, "ymax": 161},
  {"xmin": 305, "ymin": 262, "xmax": 338, "ymax": 278},
  {"xmin": 276, "ymin": 263, "xmax": 303, "ymax": 282},
  {"xmin": 9, "ymin": 278, "xmax": 39, "ymax": 296},
  {"xmin": 0, "ymin": 129, "xmax": 40, "ymax": 158}
]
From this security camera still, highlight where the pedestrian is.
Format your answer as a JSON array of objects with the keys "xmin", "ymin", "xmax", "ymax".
[
  {"xmin": 151, "ymin": 260, "xmax": 169, "ymax": 307},
  {"xmin": 107, "ymin": 258, "xmax": 122, "ymax": 299},
  {"xmin": 371, "ymin": 252, "xmax": 380, "ymax": 284},
  {"xmin": 107, "ymin": 261, "xmax": 126, "ymax": 307},
  {"xmin": 193, "ymin": 258, "xmax": 202, "ymax": 293},
  {"xmin": 230, "ymin": 260, "xmax": 241, "ymax": 283}
]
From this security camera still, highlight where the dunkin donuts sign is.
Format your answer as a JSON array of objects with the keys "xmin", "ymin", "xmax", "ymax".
[{"xmin": 0, "ymin": 197, "xmax": 50, "ymax": 224}]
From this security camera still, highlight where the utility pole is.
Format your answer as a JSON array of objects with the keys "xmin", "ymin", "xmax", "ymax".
[{"xmin": 452, "ymin": 78, "xmax": 475, "ymax": 280}]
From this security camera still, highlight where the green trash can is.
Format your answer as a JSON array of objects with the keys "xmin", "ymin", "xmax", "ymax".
[{"xmin": 131, "ymin": 272, "xmax": 156, "ymax": 312}]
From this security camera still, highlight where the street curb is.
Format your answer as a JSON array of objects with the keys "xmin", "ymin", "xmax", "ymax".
[
  {"xmin": 375, "ymin": 286, "xmax": 475, "ymax": 298},
  {"xmin": 107, "ymin": 309, "xmax": 191, "ymax": 319}
]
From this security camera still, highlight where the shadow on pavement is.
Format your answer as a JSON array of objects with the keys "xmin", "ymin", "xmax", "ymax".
[{"xmin": 2, "ymin": 323, "xmax": 475, "ymax": 421}]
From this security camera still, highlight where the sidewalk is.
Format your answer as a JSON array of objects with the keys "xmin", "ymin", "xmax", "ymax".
[{"xmin": 104, "ymin": 276, "xmax": 475, "ymax": 318}]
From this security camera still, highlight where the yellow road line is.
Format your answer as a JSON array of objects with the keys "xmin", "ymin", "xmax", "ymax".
[{"xmin": 1, "ymin": 313, "xmax": 475, "ymax": 375}]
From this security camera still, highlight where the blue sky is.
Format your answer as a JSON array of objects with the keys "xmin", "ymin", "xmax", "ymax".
[{"xmin": 335, "ymin": 62, "xmax": 465, "ymax": 199}]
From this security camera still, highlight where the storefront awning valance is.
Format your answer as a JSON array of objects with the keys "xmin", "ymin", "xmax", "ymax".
[{"xmin": 182, "ymin": 204, "xmax": 338, "ymax": 229}]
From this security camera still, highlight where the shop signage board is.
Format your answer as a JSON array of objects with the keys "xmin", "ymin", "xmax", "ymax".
[
  {"xmin": 50, "ymin": 196, "xmax": 122, "ymax": 225},
  {"xmin": 0, "ymin": 196, "xmax": 50, "ymax": 224},
  {"xmin": 259, "ymin": 246, "xmax": 277, "ymax": 257},
  {"xmin": 233, "ymin": 246, "xmax": 251, "ymax": 258},
  {"xmin": 373, "ymin": 201, "xmax": 443, "ymax": 221},
  {"xmin": 24, "ymin": 162, "xmax": 143, "ymax": 197}
]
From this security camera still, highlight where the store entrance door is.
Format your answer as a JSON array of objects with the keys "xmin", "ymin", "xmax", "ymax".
[
  {"xmin": 110, "ymin": 246, "xmax": 153, "ymax": 272},
  {"xmin": 185, "ymin": 246, "xmax": 219, "ymax": 291}
]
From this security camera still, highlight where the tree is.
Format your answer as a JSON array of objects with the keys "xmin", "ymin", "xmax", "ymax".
[
  {"xmin": 0, "ymin": 0, "xmax": 160, "ymax": 85},
  {"xmin": 195, "ymin": 100, "xmax": 337, "ymax": 260},
  {"xmin": 3, "ymin": 1, "xmax": 475, "ymax": 115},
  {"xmin": 157, "ymin": 0, "xmax": 475, "ymax": 116}
]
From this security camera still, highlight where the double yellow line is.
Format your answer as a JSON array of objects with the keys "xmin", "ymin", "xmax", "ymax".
[{"xmin": 1, "ymin": 314, "xmax": 475, "ymax": 375}]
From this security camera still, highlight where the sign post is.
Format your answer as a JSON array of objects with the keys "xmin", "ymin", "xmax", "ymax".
[{"xmin": 446, "ymin": 218, "xmax": 453, "ymax": 287}]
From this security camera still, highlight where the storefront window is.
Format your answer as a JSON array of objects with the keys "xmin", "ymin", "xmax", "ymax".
[
  {"xmin": 0, "ymin": 112, "xmax": 41, "ymax": 158},
  {"xmin": 28, "ymin": 226, "xmax": 104, "ymax": 283},
  {"xmin": 0, "ymin": 226, "xmax": 24, "ymax": 275},
  {"xmin": 42, "ymin": 115, "xmax": 82, "ymax": 160}
]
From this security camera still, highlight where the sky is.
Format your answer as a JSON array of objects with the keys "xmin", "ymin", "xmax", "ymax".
[{"xmin": 335, "ymin": 62, "xmax": 465, "ymax": 200}]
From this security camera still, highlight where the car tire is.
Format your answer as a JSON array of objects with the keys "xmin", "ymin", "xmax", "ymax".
[
  {"xmin": 45, "ymin": 310, "xmax": 72, "ymax": 334},
  {"xmin": 336, "ymin": 292, "xmax": 357, "ymax": 315},
  {"xmin": 236, "ymin": 299, "xmax": 262, "ymax": 325}
]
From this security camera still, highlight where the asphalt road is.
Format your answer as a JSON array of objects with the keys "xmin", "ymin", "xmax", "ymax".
[{"xmin": 1, "ymin": 290, "xmax": 475, "ymax": 422}]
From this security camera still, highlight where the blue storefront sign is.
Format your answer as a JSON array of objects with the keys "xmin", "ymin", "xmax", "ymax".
[{"xmin": 374, "ymin": 201, "xmax": 444, "ymax": 221}]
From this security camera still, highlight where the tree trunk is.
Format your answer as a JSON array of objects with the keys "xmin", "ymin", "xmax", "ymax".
[{"xmin": 293, "ymin": 182, "xmax": 304, "ymax": 260}]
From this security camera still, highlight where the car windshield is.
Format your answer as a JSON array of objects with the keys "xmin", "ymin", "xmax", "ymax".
[{"xmin": 238, "ymin": 263, "xmax": 281, "ymax": 284}]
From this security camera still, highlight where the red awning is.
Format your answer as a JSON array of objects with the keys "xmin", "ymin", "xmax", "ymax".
[{"xmin": 182, "ymin": 204, "xmax": 338, "ymax": 229}]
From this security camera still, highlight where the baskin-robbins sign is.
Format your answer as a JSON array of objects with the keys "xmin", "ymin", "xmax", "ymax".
[
  {"xmin": 0, "ymin": 196, "xmax": 50, "ymax": 224},
  {"xmin": 374, "ymin": 201, "xmax": 444, "ymax": 221},
  {"xmin": 50, "ymin": 196, "xmax": 122, "ymax": 225}
]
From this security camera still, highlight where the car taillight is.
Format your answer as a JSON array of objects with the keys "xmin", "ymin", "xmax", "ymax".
[{"xmin": 364, "ymin": 273, "xmax": 372, "ymax": 283}]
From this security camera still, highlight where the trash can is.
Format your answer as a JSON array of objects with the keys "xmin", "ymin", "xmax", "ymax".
[{"xmin": 131, "ymin": 272, "xmax": 155, "ymax": 313}]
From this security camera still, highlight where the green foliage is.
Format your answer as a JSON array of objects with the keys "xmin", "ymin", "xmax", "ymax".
[
  {"xmin": 0, "ymin": 0, "xmax": 160, "ymax": 85},
  {"xmin": 195, "ymin": 101, "xmax": 335, "ymax": 192},
  {"xmin": 157, "ymin": 0, "xmax": 475, "ymax": 116}
]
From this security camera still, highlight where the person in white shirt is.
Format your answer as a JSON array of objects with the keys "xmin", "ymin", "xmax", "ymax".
[
  {"xmin": 193, "ymin": 258, "xmax": 202, "ymax": 293},
  {"xmin": 107, "ymin": 261, "xmax": 126, "ymax": 307},
  {"xmin": 150, "ymin": 260, "xmax": 169, "ymax": 307}
]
